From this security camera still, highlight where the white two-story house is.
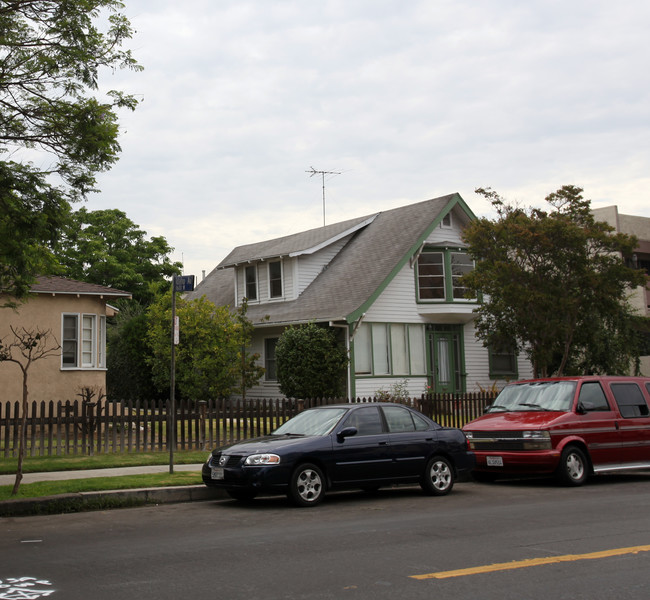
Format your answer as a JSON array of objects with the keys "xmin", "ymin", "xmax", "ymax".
[{"xmin": 190, "ymin": 193, "xmax": 533, "ymax": 399}]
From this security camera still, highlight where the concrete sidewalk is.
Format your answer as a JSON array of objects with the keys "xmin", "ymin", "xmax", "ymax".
[
  {"xmin": 0, "ymin": 464, "xmax": 227, "ymax": 517},
  {"xmin": 0, "ymin": 463, "xmax": 204, "ymax": 486}
]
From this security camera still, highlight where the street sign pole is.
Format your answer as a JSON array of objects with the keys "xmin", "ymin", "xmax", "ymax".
[
  {"xmin": 169, "ymin": 275, "xmax": 194, "ymax": 474},
  {"xmin": 169, "ymin": 276, "xmax": 176, "ymax": 474}
]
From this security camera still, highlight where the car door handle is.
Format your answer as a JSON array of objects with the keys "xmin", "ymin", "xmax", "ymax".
[{"xmin": 378, "ymin": 441, "xmax": 389, "ymax": 446}]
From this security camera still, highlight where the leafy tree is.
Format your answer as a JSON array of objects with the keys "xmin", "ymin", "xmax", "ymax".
[
  {"xmin": 0, "ymin": 327, "xmax": 60, "ymax": 495},
  {"xmin": 0, "ymin": 1, "xmax": 141, "ymax": 300},
  {"xmin": 0, "ymin": 163, "xmax": 70, "ymax": 305},
  {"xmin": 55, "ymin": 207, "xmax": 182, "ymax": 305},
  {"xmin": 275, "ymin": 322, "xmax": 349, "ymax": 399},
  {"xmin": 462, "ymin": 185, "xmax": 647, "ymax": 377},
  {"xmin": 146, "ymin": 294, "xmax": 263, "ymax": 400}
]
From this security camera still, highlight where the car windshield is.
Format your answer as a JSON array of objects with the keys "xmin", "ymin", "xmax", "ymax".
[
  {"xmin": 488, "ymin": 381, "xmax": 577, "ymax": 412},
  {"xmin": 272, "ymin": 407, "xmax": 349, "ymax": 436}
]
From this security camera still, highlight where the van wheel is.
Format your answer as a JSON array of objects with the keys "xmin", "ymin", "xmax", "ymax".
[{"xmin": 556, "ymin": 446, "xmax": 588, "ymax": 486}]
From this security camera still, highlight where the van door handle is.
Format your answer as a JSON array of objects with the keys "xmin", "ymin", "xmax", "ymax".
[{"xmin": 615, "ymin": 422, "xmax": 620, "ymax": 430}]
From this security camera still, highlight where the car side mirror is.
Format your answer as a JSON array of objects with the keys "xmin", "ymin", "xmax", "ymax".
[
  {"xmin": 576, "ymin": 401, "xmax": 593, "ymax": 415},
  {"xmin": 336, "ymin": 426, "xmax": 357, "ymax": 442}
]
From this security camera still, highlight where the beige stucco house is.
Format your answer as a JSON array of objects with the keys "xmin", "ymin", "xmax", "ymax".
[{"xmin": 0, "ymin": 276, "xmax": 131, "ymax": 405}]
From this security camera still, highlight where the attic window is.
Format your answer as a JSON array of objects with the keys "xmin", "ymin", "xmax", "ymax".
[
  {"xmin": 269, "ymin": 260, "xmax": 283, "ymax": 298},
  {"xmin": 245, "ymin": 265, "xmax": 258, "ymax": 301},
  {"xmin": 440, "ymin": 212, "xmax": 452, "ymax": 228}
]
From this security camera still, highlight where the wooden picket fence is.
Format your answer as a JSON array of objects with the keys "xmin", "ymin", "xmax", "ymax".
[{"xmin": 0, "ymin": 392, "xmax": 496, "ymax": 458}]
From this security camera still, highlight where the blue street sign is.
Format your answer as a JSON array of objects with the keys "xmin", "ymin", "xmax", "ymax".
[{"xmin": 174, "ymin": 275, "xmax": 195, "ymax": 292}]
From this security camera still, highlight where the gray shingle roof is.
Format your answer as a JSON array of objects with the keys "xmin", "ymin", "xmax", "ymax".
[
  {"xmin": 190, "ymin": 193, "xmax": 462, "ymax": 325},
  {"xmin": 31, "ymin": 276, "xmax": 132, "ymax": 298}
]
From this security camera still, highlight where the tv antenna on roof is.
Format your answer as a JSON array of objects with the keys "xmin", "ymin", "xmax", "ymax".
[{"xmin": 306, "ymin": 166, "xmax": 341, "ymax": 226}]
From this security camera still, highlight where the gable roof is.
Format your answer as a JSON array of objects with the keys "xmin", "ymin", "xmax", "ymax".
[
  {"xmin": 30, "ymin": 276, "xmax": 132, "ymax": 298},
  {"xmin": 190, "ymin": 193, "xmax": 473, "ymax": 326}
]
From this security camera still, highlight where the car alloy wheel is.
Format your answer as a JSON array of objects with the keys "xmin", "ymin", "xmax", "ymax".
[
  {"xmin": 421, "ymin": 456, "xmax": 454, "ymax": 496},
  {"xmin": 289, "ymin": 463, "xmax": 325, "ymax": 507}
]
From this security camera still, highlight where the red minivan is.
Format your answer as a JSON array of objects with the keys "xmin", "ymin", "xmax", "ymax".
[{"xmin": 463, "ymin": 376, "xmax": 650, "ymax": 485}]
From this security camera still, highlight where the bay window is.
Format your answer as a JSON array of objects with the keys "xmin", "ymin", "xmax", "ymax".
[{"xmin": 417, "ymin": 248, "xmax": 475, "ymax": 302}]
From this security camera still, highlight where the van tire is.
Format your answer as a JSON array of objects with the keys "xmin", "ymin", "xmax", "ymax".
[{"xmin": 556, "ymin": 446, "xmax": 588, "ymax": 486}]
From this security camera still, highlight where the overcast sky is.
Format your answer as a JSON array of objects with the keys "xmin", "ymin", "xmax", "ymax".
[{"xmin": 90, "ymin": 0, "xmax": 650, "ymax": 280}]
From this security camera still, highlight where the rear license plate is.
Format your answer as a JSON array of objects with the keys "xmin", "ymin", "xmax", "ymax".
[
  {"xmin": 211, "ymin": 467, "xmax": 224, "ymax": 480},
  {"xmin": 486, "ymin": 456, "xmax": 504, "ymax": 467}
]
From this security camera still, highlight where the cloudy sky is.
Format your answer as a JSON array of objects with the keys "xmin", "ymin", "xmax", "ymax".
[{"xmin": 90, "ymin": 0, "xmax": 650, "ymax": 280}]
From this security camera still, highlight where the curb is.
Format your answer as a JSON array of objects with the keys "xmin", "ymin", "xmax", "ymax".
[{"xmin": 0, "ymin": 485, "xmax": 228, "ymax": 518}]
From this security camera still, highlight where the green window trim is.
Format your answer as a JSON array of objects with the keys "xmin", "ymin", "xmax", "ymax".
[
  {"xmin": 426, "ymin": 324, "xmax": 467, "ymax": 394},
  {"xmin": 416, "ymin": 247, "xmax": 476, "ymax": 303},
  {"xmin": 352, "ymin": 323, "xmax": 427, "ymax": 378}
]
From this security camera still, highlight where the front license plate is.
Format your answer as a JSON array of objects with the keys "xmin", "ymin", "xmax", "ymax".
[
  {"xmin": 486, "ymin": 456, "xmax": 504, "ymax": 467},
  {"xmin": 211, "ymin": 467, "xmax": 224, "ymax": 480}
]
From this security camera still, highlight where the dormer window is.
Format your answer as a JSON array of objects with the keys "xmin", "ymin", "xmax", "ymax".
[
  {"xmin": 269, "ymin": 260, "xmax": 283, "ymax": 298},
  {"xmin": 245, "ymin": 265, "xmax": 258, "ymax": 301}
]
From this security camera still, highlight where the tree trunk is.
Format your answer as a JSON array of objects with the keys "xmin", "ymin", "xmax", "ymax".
[{"xmin": 11, "ymin": 368, "xmax": 28, "ymax": 496}]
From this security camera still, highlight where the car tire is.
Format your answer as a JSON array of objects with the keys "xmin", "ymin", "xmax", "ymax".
[
  {"xmin": 227, "ymin": 489, "xmax": 257, "ymax": 502},
  {"xmin": 288, "ymin": 463, "xmax": 325, "ymax": 507},
  {"xmin": 556, "ymin": 445, "xmax": 589, "ymax": 486},
  {"xmin": 421, "ymin": 456, "xmax": 454, "ymax": 496}
]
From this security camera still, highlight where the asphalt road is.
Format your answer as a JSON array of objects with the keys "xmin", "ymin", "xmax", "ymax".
[{"xmin": 2, "ymin": 474, "xmax": 650, "ymax": 600}]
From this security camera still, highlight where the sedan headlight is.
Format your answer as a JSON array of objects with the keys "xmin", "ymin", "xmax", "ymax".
[{"xmin": 244, "ymin": 453, "xmax": 281, "ymax": 466}]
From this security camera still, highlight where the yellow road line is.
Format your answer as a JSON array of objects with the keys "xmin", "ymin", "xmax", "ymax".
[{"xmin": 411, "ymin": 544, "xmax": 650, "ymax": 580}]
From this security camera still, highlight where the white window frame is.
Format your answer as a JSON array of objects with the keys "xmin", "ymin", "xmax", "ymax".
[
  {"xmin": 62, "ymin": 313, "xmax": 79, "ymax": 369},
  {"xmin": 81, "ymin": 314, "xmax": 96, "ymax": 367},
  {"xmin": 245, "ymin": 265, "xmax": 258, "ymax": 301},
  {"xmin": 98, "ymin": 316, "xmax": 107, "ymax": 368},
  {"xmin": 268, "ymin": 260, "xmax": 283, "ymax": 299},
  {"xmin": 61, "ymin": 312, "xmax": 106, "ymax": 370}
]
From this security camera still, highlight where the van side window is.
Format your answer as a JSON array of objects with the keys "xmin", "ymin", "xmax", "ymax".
[
  {"xmin": 611, "ymin": 383, "xmax": 650, "ymax": 418},
  {"xmin": 578, "ymin": 382, "xmax": 610, "ymax": 411}
]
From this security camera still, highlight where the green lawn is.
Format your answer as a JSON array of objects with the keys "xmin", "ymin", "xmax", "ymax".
[
  {"xmin": 0, "ymin": 450, "xmax": 208, "ymax": 475},
  {"xmin": 0, "ymin": 450, "xmax": 208, "ymax": 502},
  {"xmin": 0, "ymin": 471, "xmax": 203, "ymax": 502}
]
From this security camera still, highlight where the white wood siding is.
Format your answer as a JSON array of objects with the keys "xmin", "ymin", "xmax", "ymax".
[{"xmin": 354, "ymin": 377, "xmax": 429, "ymax": 399}]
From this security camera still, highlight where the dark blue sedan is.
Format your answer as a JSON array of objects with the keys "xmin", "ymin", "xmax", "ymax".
[{"xmin": 202, "ymin": 402, "xmax": 475, "ymax": 506}]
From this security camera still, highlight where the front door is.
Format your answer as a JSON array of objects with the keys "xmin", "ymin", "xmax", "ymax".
[{"xmin": 428, "ymin": 327, "xmax": 463, "ymax": 394}]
